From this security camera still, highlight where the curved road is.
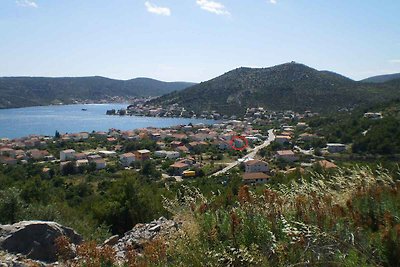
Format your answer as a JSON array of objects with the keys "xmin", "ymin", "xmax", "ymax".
[{"xmin": 212, "ymin": 129, "xmax": 275, "ymax": 176}]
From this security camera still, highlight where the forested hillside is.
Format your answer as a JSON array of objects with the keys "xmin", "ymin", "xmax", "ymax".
[
  {"xmin": 0, "ymin": 76, "xmax": 195, "ymax": 109},
  {"xmin": 152, "ymin": 62, "xmax": 400, "ymax": 115}
]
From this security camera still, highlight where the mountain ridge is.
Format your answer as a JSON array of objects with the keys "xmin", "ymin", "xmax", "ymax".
[
  {"xmin": 361, "ymin": 73, "xmax": 400, "ymax": 83},
  {"xmin": 0, "ymin": 76, "xmax": 195, "ymax": 109},
  {"xmin": 151, "ymin": 62, "xmax": 400, "ymax": 115}
]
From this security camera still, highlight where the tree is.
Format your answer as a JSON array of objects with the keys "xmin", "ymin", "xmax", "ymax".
[{"xmin": 0, "ymin": 188, "xmax": 23, "ymax": 224}]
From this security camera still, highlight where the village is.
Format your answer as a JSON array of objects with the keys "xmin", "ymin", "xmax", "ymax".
[{"xmin": 0, "ymin": 106, "xmax": 358, "ymax": 185}]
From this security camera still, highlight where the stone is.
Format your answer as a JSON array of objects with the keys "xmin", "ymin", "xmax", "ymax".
[
  {"xmin": 103, "ymin": 235, "xmax": 119, "ymax": 247},
  {"xmin": 0, "ymin": 221, "xmax": 82, "ymax": 263}
]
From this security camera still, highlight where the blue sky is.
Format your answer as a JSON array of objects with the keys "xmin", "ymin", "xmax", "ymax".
[{"xmin": 1, "ymin": 0, "xmax": 399, "ymax": 82}]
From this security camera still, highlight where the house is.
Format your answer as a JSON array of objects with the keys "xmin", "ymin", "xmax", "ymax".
[
  {"xmin": 0, "ymin": 148, "xmax": 15, "ymax": 157},
  {"xmin": 0, "ymin": 156, "xmax": 18, "ymax": 165},
  {"xmin": 170, "ymin": 162, "xmax": 190, "ymax": 175},
  {"xmin": 242, "ymin": 172, "xmax": 270, "ymax": 185},
  {"xmin": 75, "ymin": 153, "xmax": 87, "ymax": 160},
  {"xmin": 170, "ymin": 141, "xmax": 184, "ymax": 149},
  {"xmin": 98, "ymin": 151, "xmax": 117, "ymax": 158},
  {"xmin": 76, "ymin": 159, "xmax": 89, "ymax": 167},
  {"xmin": 60, "ymin": 149, "xmax": 76, "ymax": 161},
  {"xmin": 298, "ymin": 133, "xmax": 318, "ymax": 141},
  {"xmin": 135, "ymin": 149, "xmax": 151, "ymax": 161},
  {"xmin": 92, "ymin": 158, "xmax": 106, "ymax": 170},
  {"xmin": 327, "ymin": 143, "xmax": 346, "ymax": 153},
  {"xmin": 364, "ymin": 112, "xmax": 383, "ymax": 119},
  {"xmin": 276, "ymin": 150, "xmax": 298, "ymax": 162},
  {"xmin": 176, "ymin": 146, "xmax": 189, "ymax": 153},
  {"xmin": 87, "ymin": 154, "xmax": 102, "ymax": 161},
  {"xmin": 244, "ymin": 159, "xmax": 269, "ymax": 173},
  {"xmin": 275, "ymin": 135, "xmax": 292, "ymax": 144},
  {"xmin": 120, "ymin": 153, "xmax": 136, "ymax": 167},
  {"xmin": 165, "ymin": 151, "xmax": 181, "ymax": 159},
  {"xmin": 28, "ymin": 149, "xmax": 50, "ymax": 160},
  {"xmin": 296, "ymin": 122, "xmax": 308, "ymax": 129}
]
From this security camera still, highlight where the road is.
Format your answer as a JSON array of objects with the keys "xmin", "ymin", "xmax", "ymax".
[{"xmin": 211, "ymin": 129, "xmax": 275, "ymax": 176}]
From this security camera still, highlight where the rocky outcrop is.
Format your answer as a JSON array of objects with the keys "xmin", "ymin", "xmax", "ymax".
[
  {"xmin": 110, "ymin": 217, "xmax": 179, "ymax": 260},
  {"xmin": 0, "ymin": 221, "xmax": 82, "ymax": 263}
]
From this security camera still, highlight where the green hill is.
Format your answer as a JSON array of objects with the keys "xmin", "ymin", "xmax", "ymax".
[
  {"xmin": 152, "ymin": 62, "xmax": 400, "ymax": 115},
  {"xmin": 361, "ymin": 73, "xmax": 400, "ymax": 83},
  {"xmin": 0, "ymin": 76, "xmax": 195, "ymax": 109}
]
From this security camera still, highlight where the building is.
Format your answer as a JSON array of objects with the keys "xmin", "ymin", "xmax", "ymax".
[
  {"xmin": 120, "ymin": 153, "xmax": 136, "ymax": 167},
  {"xmin": 170, "ymin": 162, "xmax": 190, "ymax": 175},
  {"xmin": 92, "ymin": 158, "xmax": 107, "ymax": 170},
  {"xmin": 276, "ymin": 150, "xmax": 298, "ymax": 162},
  {"xmin": 135, "ymin": 149, "xmax": 151, "ymax": 161},
  {"xmin": 327, "ymin": 143, "xmax": 346, "ymax": 153},
  {"xmin": 0, "ymin": 156, "xmax": 18, "ymax": 165},
  {"xmin": 0, "ymin": 148, "xmax": 15, "ymax": 157},
  {"xmin": 76, "ymin": 159, "xmax": 89, "ymax": 167},
  {"xmin": 28, "ymin": 149, "xmax": 50, "ymax": 160},
  {"xmin": 60, "ymin": 149, "xmax": 76, "ymax": 161},
  {"xmin": 244, "ymin": 159, "xmax": 269, "ymax": 173},
  {"xmin": 242, "ymin": 172, "xmax": 270, "ymax": 185},
  {"xmin": 275, "ymin": 135, "xmax": 292, "ymax": 144},
  {"xmin": 364, "ymin": 112, "xmax": 383, "ymax": 119}
]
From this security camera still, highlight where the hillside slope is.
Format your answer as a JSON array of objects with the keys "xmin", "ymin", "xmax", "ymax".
[
  {"xmin": 0, "ymin": 76, "xmax": 195, "ymax": 109},
  {"xmin": 361, "ymin": 73, "xmax": 400, "ymax": 83},
  {"xmin": 152, "ymin": 62, "xmax": 400, "ymax": 115}
]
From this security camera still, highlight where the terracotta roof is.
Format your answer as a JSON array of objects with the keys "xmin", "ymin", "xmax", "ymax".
[
  {"xmin": 121, "ymin": 152, "xmax": 135, "ymax": 158},
  {"xmin": 245, "ymin": 159, "xmax": 267, "ymax": 166},
  {"xmin": 242, "ymin": 172, "xmax": 270, "ymax": 180},
  {"xmin": 170, "ymin": 162, "xmax": 189, "ymax": 168}
]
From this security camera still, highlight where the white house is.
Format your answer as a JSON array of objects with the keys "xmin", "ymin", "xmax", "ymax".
[
  {"xmin": 327, "ymin": 143, "xmax": 346, "ymax": 153},
  {"xmin": 276, "ymin": 150, "xmax": 298, "ymax": 162},
  {"xmin": 245, "ymin": 159, "xmax": 269, "ymax": 173},
  {"xmin": 120, "ymin": 152, "xmax": 136, "ymax": 167},
  {"xmin": 60, "ymin": 149, "xmax": 76, "ymax": 161},
  {"xmin": 165, "ymin": 151, "xmax": 180, "ymax": 159},
  {"xmin": 242, "ymin": 172, "xmax": 270, "ymax": 185}
]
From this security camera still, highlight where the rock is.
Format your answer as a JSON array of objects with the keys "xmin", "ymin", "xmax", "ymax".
[
  {"xmin": 149, "ymin": 225, "xmax": 161, "ymax": 232},
  {"xmin": 103, "ymin": 235, "xmax": 119, "ymax": 247},
  {"xmin": 0, "ymin": 221, "xmax": 82, "ymax": 263},
  {"xmin": 112, "ymin": 217, "xmax": 179, "ymax": 261}
]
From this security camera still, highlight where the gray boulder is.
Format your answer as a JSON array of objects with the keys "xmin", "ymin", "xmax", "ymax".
[{"xmin": 0, "ymin": 221, "xmax": 82, "ymax": 263}]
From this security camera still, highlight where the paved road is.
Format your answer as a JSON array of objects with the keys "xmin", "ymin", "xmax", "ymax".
[{"xmin": 211, "ymin": 129, "xmax": 275, "ymax": 176}]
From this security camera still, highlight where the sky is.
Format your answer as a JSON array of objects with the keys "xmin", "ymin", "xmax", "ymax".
[{"xmin": 1, "ymin": 0, "xmax": 400, "ymax": 82}]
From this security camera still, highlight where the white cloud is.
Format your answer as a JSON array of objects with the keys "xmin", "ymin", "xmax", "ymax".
[
  {"xmin": 389, "ymin": 59, "xmax": 400, "ymax": 64},
  {"xmin": 269, "ymin": 0, "xmax": 277, "ymax": 4},
  {"xmin": 16, "ymin": 0, "xmax": 38, "ymax": 8},
  {"xmin": 145, "ymin": 1, "xmax": 171, "ymax": 16},
  {"xmin": 196, "ymin": 0, "xmax": 230, "ymax": 16}
]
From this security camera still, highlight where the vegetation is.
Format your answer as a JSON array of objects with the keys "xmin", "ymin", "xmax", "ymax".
[
  {"xmin": 152, "ymin": 62, "xmax": 400, "ymax": 116},
  {"xmin": 361, "ymin": 73, "xmax": 400, "ymax": 83},
  {"xmin": 56, "ymin": 165, "xmax": 400, "ymax": 266},
  {"xmin": 0, "ymin": 161, "xmax": 242, "ymax": 241},
  {"xmin": 308, "ymin": 99, "xmax": 400, "ymax": 156},
  {"xmin": 0, "ymin": 77, "xmax": 194, "ymax": 108}
]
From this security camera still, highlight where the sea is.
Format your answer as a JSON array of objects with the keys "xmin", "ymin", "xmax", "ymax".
[{"xmin": 0, "ymin": 104, "xmax": 214, "ymax": 139}]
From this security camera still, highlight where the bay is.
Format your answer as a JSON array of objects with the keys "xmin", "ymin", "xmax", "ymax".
[{"xmin": 0, "ymin": 104, "xmax": 214, "ymax": 139}]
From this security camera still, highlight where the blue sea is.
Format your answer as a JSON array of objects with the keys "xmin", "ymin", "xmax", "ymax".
[{"xmin": 0, "ymin": 104, "xmax": 214, "ymax": 139}]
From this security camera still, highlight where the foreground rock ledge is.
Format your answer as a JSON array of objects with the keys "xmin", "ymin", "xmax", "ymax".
[{"xmin": 0, "ymin": 221, "xmax": 82, "ymax": 263}]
